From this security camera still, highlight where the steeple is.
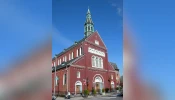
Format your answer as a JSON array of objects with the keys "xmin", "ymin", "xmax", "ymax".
[{"xmin": 84, "ymin": 7, "xmax": 94, "ymax": 37}]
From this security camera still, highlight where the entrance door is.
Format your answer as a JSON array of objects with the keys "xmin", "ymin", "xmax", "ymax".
[
  {"xmin": 76, "ymin": 85, "xmax": 80, "ymax": 94},
  {"xmin": 96, "ymin": 82, "xmax": 100, "ymax": 91}
]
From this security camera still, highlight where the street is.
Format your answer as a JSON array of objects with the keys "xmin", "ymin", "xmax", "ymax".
[
  {"xmin": 83, "ymin": 96, "xmax": 122, "ymax": 100},
  {"xmin": 56, "ymin": 95, "xmax": 123, "ymax": 100}
]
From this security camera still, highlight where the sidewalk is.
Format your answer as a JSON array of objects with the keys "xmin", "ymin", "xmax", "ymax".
[
  {"xmin": 56, "ymin": 96, "xmax": 93, "ymax": 100},
  {"xmin": 55, "ymin": 92, "xmax": 117, "ymax": 100}
]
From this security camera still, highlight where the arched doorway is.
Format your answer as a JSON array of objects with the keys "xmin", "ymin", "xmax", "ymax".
[
  {"xmin": 75, "ymin": 81, "xmax": 82, "ymax": 95},
  {"xmin": 93, "ymin": 74, "xmax": 104, "ymax": 93}
]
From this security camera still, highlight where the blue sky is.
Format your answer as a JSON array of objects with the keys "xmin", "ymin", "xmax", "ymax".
[
  {"xmin": 0, "ymin": 0, "xmax": 51, "ymax": 72},
  {"xmin": 52, "ymin": 0, "xmax": 123, "ymax": 75},
  {"xmin": 124, "ymin": 0, "xmax": 175, "ymax": 99}
]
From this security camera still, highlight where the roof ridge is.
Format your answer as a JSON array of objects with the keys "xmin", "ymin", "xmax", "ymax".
[{"xmin": 53, "ymin": 32, "xmax": 97, "ymax": 59}]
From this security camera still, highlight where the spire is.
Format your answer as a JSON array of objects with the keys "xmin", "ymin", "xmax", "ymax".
[{"xmin": 84, "ymin": 7, "xmax": 94, "ymax": 37}]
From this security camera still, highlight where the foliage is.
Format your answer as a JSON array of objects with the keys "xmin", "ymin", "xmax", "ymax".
[
  {"xmin": 116, "ymin": 86, "xmax": 122, "ymax": 90},
  {"xmin": 93, "ymin": 90, "xmax": 97, "ymax": 95},
  {"xmin": 83, "ymin": 90, "xmax": 89, "ymax": 96}
]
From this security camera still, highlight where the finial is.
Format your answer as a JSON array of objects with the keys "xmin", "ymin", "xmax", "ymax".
[{"xmin": 87, "ymin": 6, "xmax": 90, "ymax": 13}]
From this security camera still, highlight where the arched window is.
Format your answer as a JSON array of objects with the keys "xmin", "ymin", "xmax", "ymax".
[
  {"xmin": 77, "ymin": 71, "xmax": 80, "ymax": 78},
  {"xmin": 101, "ymin": 58, "xmax": 103, "ymax": 68},
  {"xmin": 92, "ymin": 56, "xmax": 95, "ymax": 67},
  {"xmin": 80, "ymin": 47, "xmax": 82, "ymax": 55},
  {"xmin": 69, "ymin": 54, "xmax": 71, "ymax": 60},
  {"xmin": 99, "ymin": 58, "xmax": 102, "ymax": 67},
  {"xmin": 88, "ymin": 26, "xmax": 90, "ymax": 30},
  {"xmin": 77, "ymin": 49, "xmax": 78, "ymax": 57},
  {"xmin": 97, "ymin": 57, "xmax": 100, "ymax": 67},
  {"xmin": 96, "ymin": 57, "xmax": 98, "ymax": 67},
  {"xmin": 54, "ymin": 62, "xmax": 55, "ymax": 67},
  {"xmin": 65, "ymin": 56, "xmax": 67, "ymax": 62},
  {"xmin": 91, "ymin": 26, "xmax": 93, "ymax": 31},
  {"xmin": 72, "ymin": 52, "xmax": 74, "ymax": 59}
]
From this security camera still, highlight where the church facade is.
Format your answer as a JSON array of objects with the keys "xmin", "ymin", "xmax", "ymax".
[{"xmin": 52, "ymin": 8, "xmax": 120, "ymax": 95}]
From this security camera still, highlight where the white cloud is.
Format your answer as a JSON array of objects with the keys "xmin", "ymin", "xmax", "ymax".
[
  {"xmin": 117, "ymin": 7, "xmax": 122, "ymax": 16},
  {"xmin": 109, "ymin": 2, "xmax": 123, "ymax": 17}
]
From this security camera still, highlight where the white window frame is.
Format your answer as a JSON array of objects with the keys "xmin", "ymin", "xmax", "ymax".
[
  {"xmin": 72, "ymin": 52, "xmax": 74, "ymax": 59},
  {"xmin": 111, "ymin": 75, "xmax": 113, "ymax": 79},
  {"xmin": 69, "ymin": 54, "xmax": 71, "ymax": 60},
  {"xmin": 77, "ymin": 71, "xmax": 80, "ymax": 78},
  {"xmin": 60, "ymin": 59, "xmax": 61, "ymax": 64},
  {"xmin": 80, "ymin": 47, "xmax": 82, "ymax": 55},
  {"xmin": 65, "ymin": 56, "xmax": 67, "ymax": 62},
  {"xmin": 91, "ymin": 55, "xmax": 103, "ymax": 69},
  {"xmin": 101, "ymin": 58, "xmax": 103, "ymax": 68},
  {"xmin": 77, "ymin": 49, "xmax": 78, "ymax": 57},
  {"xmin": 54, "ymin": 62, "xmax": 56, "ymax": 67},
  {"xmin": 92, "ymin": 56, "xmax": 95, "ymax": 67},
  {"xmin": 95, "ymin": 40, "xmax": 99, "ymax": 45}
]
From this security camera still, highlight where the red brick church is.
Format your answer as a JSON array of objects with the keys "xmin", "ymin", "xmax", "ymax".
[{"xmin": 52, "ymin": 8, "xmax": 120, "ymax": 95}]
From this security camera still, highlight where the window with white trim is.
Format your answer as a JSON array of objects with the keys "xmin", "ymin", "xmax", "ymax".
[
  {"xmin": 71, "ymin": 52, "xmax": 74, "ymax": 59},
  {"xmin": 69, "ymin": 54, "xmax": 71, "ymax": 60},
  {"xmin": 95, "ymin": 40, "xmax": 99, "ymax": 45},
  {"xmin": 91, "ymin": 55, "xmax": 103, "ymax": 68},
  {"xmin": 58, "ymin": 60, "xmax": 59, "ymax": 65},
  {"xmin": 96, "ymin": 57, "xmax": 98, "ymax": 67},
  {"xmin": 80, "ymin": 47, "xmax": 82, "ymax": 55},
  {"xmin": 60, "ymin": 59, "xmax": 61, "ymax": 64},
  {"xmin": 54, "ymin": 62, "xmax": 55, "ymax": 66},
  {"xmin": 111, "ymin": 75, "xmax": 113, "ymax": 79},
  {"xmin": 101, "ymin": 58, "xmax": 103, "ymax": 68},
  {"xmin": 77, "ymin": 49, "xmax": 78, "ymax": 57},
  {"xmin": 92, "ymin": 56, "xmax": 95, "ymax": 67},
  {"xmin": 65, "ymin": 56, "xmax": 67, "ymax": 62},
  {"xmin": 99, "ymin": 58, "xmax": 101, "ymax": 67},
  {"xmin": 77, "ymin": 71, "xmax": 80, "ymax": 78}
]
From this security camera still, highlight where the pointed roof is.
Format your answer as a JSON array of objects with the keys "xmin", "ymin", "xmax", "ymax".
[{"xmin": 87, "ymin": 6, "xmax": 90, "ymax": 14}]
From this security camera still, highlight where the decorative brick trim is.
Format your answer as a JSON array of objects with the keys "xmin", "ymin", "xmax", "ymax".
[
  {"xmin": 88, "ymin": 67, "xmax": 107, "ymax": 72},
  {"xmin": 71, "ymin": 64, "xmax": 85, "ymax": 69}
]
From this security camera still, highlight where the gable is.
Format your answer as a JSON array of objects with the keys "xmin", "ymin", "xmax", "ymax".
[{"xmin": 85, "ymin": 31, "xmax": 107, "ymax": 49}]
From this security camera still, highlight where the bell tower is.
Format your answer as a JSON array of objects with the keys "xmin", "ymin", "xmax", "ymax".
[{"xmin": 84, "ymin": 7, "xmax": 94, "ymax": 37}]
